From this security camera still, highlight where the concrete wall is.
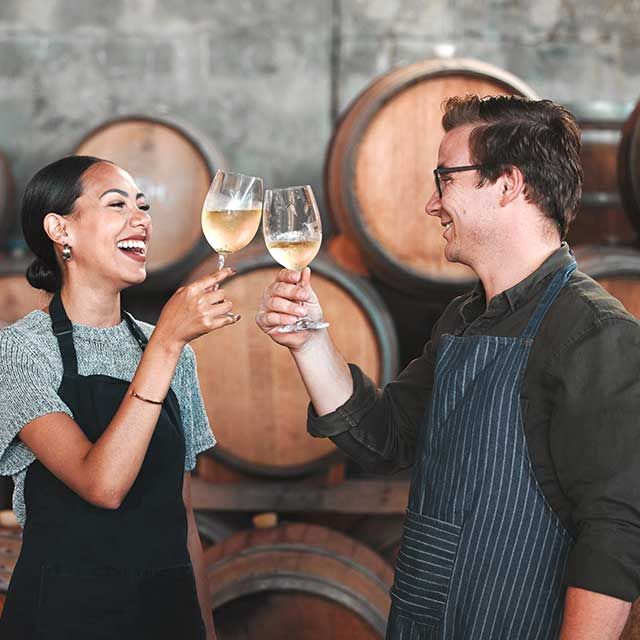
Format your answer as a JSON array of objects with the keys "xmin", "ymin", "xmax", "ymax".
[{"xmin": 0, "ymin": 0, "xmax": 638, "ymax": 241}]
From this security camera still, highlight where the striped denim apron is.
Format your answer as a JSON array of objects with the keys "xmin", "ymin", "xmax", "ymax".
[{"xmin": 387, "ymin": 260, "xmax": 576, "ymax": 640}]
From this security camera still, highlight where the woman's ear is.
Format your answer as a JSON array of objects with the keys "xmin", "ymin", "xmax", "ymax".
[
  {"xmin": 43, "ymin": 213, "xmax": 70, "ymax": 247},
  {"xmin": 499, "ymin": 166, "xmax": 526, "ymax": 207}
]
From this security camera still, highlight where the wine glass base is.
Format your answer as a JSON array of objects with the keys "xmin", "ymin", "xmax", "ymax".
[{"xmin": 277, "ymin": 318, "xmax": 330, "ymax": 333}]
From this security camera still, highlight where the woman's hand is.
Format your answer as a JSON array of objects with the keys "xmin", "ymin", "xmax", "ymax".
[
  {"xmin": 154, "ymin": 267, "xmax": 238, "ymax": 350},
  {"xmin": 255, "ymin": 267, "xmax": 324, "ymax": 351}
]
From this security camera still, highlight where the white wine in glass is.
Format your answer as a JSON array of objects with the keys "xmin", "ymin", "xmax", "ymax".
[
  {"xmin": 201, "ymin": 170, "xmax": 263, "ymax": 271},
  {"xmin": 263, "ymin": 185, "xmax": 329, "ymax": 333}
]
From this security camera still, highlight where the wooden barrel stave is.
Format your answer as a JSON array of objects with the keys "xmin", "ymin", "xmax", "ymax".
[
  {"xmin": 618, "ymin": 99, "xmax": 640, "ymax": 230},
  {"xmin": 74, "ymin": 116, "xmax": 225, "ymax": 291},
  {"xmin": 205, "ymin": 523, "xmax": 394, "ymax": 639},
  {"xmin": 327, "ymin": 234, "xmax": 370, "ymax": 277},
  {"xmin": 575, "ymin": 246, "xmax": 640, "ymax": 319},
  {"xmin": 0, "ymin": 257, "xmax": 51, "ymax": 328},
  {"xmin": 568, "ymin": 114, "xmax": 637, "ymax": 246},
  {"xmin": 185, "ymin": 250, "xmax": 398, "ymax": 477},
  {"xmin": 325, "ymin": 58, "xmax": 538, "ymax": 296},
  {"xmin": 194, "ymin": 511, "xmax": 251, "ymax": 549}
]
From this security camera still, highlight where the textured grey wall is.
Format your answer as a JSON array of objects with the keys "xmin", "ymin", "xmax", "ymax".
[{"xmin": 0, "ymin": 0, "xmax": 639, "ymax": 241}]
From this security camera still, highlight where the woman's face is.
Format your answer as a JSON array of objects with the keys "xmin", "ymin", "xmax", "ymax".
[{"xmin": 66, "ymin": 162, "xmax": 152, "ymax": 291}]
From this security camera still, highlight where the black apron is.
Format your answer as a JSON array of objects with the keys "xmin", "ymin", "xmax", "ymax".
[{"xmin": 0, "ymin": 293, "xmax": 205, "ymax": 639}]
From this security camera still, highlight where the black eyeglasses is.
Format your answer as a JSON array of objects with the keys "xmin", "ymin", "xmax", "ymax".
[{"xmin": 433, "ymin": 165, "xmax": 483, "ymax": 198}]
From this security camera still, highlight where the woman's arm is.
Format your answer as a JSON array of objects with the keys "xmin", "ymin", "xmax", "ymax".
[
  {"xmin": 19, "ymin": 269, "xmax": 236, "ymax": 509},
  {"xmin": 183, "ymin": 473, "xmax": 216, "ymax": 639}
]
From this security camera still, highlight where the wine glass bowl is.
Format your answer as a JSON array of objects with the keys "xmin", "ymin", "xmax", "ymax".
[
  {"xmin": 201, "ymin": 170, "xmax": 263, "ymax": 270},
  {"xmin": 263, "ymin": 185, "xmax": 329, "ymax": 333}
]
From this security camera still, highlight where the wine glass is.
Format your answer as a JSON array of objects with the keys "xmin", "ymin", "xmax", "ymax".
[
  {"xmin": 263, "ymin": 185, "xmax": 330, "ymax": 333},
  {"xmin": 201, "ymin": 170, "xmax": 264, "ymax": 271}
]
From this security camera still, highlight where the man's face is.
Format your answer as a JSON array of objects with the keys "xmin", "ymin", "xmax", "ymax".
[{"xmin": 425, "ymin": 124, "xmax": 501, "ymax": 267}]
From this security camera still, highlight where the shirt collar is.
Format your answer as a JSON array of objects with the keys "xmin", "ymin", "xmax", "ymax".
[{"xmin": 459, "ymin": 243, "xmax": 573, "ymax": 324}]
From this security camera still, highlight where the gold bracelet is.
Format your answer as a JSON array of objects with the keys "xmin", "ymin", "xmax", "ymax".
[{"xmin": 130, "ymin": 389, "xmax": 164, "ymax": 406}]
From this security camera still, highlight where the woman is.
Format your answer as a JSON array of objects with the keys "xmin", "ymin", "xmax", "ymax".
[{"xmin": 0, "ymin": 156, "xmax": 235, "ymax": 639}]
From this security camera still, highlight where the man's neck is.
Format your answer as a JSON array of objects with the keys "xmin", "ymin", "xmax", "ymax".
[{"xmin": 476, "ymin": 239, "xmax": 562, "ymax": 304}]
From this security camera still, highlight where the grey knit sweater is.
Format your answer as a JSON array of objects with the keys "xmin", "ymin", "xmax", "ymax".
[{"xmin": 0, "ymin": 310, "xmax": 216, "ymax": 525}]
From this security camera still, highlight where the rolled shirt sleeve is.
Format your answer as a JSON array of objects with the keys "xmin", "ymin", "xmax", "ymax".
[
  {"xmin": 550, "ymin": 317, "xmax": 640, "ymax": 601},
  {"xmin": 306, "ymin": 337, "xmax": 437, "ymax": 474}
]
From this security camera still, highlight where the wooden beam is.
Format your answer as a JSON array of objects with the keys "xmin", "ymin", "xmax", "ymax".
[{"xmin": 191, "ymin": 477, "xmax": 410, "ymax": 514}]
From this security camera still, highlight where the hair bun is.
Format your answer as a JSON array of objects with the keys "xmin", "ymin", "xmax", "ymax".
[{"xmin": 26, "ymin": 257, "xmax": 59, "ymax": 293}]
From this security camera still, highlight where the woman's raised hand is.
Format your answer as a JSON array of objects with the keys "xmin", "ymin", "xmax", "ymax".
[
  {"xmin": 155, "ymin": 267, "xmax": 239, "ymax": 349},
  {"xmin": 256, "ymin": 268, "xmax": 324, "ymax": 350}
]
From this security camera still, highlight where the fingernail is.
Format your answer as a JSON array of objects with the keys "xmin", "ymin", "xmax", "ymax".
[
  {"xmin": 213, "ymin": 283, "xmax": 219, "ymax": 291},
  {"xmin": 234, "ymin": 314, "xmax": 241, "ymax": 322}
]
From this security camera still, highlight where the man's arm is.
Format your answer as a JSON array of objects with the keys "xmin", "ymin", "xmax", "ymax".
[
  {"xmin": 256, "ymin": 268, "xmax": 440, "ymax": 473},
  {"xmin": 550, "ymin": 316, "xmax": 640, "ymax": 621},
  {"xmin": 256, "ymin": 268, "xmax": 353, "ymax": 413},
  {"xmin": 559, "ymin": 587, "xmax": 630, "ymax": 640}
]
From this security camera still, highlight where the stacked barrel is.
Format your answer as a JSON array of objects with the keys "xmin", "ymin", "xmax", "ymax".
[
  {"xmin": 325, "ymin": 59, "xmax": 640, "ymax": 363},
  {"xmin": 1, "ymin": 58, "xmax": 640, "ymax": 637},
  {"xmin": 567, "ymin": 102, "xmax": 640, "ymax": 320}
]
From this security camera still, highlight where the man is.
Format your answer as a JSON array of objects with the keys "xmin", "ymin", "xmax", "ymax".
[{"xmin": 256, "ymin": 95, "xmax": 640, "ymax": 639}]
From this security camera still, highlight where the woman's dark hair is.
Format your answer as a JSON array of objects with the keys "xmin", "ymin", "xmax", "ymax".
[
  {"xmin": 22, "ymin": 155, "xmax": 107, "ymax": 292},
  {"xmin": 442, "ymin": 95, "xmax": 583, "ymax": 240}
]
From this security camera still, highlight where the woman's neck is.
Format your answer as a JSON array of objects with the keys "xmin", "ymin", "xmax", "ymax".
[{"xmin": 59, "ymin": 283, "xmax": 122, "ymax": 328}]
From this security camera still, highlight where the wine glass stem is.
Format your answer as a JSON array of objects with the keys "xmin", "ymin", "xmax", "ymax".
[{"xmin": 216, "ymin": 252, "xmax": 238, "ymax": 321}]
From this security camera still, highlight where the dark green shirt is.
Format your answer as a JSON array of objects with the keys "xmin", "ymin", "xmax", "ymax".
[{"xmin": 308, "ymin": 244, "xmax": 640, "ymax": 602}]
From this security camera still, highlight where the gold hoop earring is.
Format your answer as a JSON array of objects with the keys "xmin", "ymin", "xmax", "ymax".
[{"xmin": 62, "ymin": 244, "xmax": 72, "ymax": 262}]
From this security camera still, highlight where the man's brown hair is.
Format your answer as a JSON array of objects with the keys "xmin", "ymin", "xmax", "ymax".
[{"xmin": 442, "ymin": 95, "xmax": 583, "ymax": 240}]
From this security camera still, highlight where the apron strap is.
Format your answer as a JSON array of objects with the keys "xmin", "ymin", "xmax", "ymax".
[
  {"xmin": 122, "ymin": 311, "xmax": 148, "ymax": 351},
  {"xmin": 50, "ymin": 295, "xmax": 148, "ymax": 376},
  {"xmin": 521, "ymin": 259, "xmax": 577, "ymax": 340},
  {"xmin": 49, "ymin": 292, "xmax": 78, "ymax": 376}
]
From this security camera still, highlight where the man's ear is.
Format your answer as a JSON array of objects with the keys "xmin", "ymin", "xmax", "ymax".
[
  {"xmin": 43, "ymin": 213, "xmax": 70, "ymax": 247},
  {"xmin": 499, "ymin": 166, "xmax": 526, "ymax": 207}
]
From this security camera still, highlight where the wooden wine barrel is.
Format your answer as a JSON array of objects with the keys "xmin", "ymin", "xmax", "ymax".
[
  {"xmin": 567, "ymin": 105, "xmax": 636, "ymax": 246},
  {"xmin": 0, "ymin": 152, "xmax": 14, "ymax": 245},
  {"xmin": 327, "ymin": 234, "xmax": 370, "ymax": 277},
  {"xmin": 575, "ymin": 246, "xmax": 640, "ymax": 318},
  {"xmin": 205, "ymin": 523, "xmax": 394, "ymax": 639},
  {"xmin": 185, "ymin": 250, "xmax": 398, "ymax": 477},
  {"xmin": 0, "ymin": 526, "xmax": 22, "ymax": 615},
  {"xmin": 194, "ymin": 511, "xmax": 250, "ymax": 549},
  {"xmin": 619, "ymin": 99, "xmax": 640, "ymax": 230},
  {"xmin": 347, "ymin": 514, "xmax": 404, "ymax": 567},
  {"xmin": 74, "ymin": 116, "xmax": 226, "ymax": 291},
  {"xmin": 325, "ymin": 58, "xmax": 538, "ymax": 296},
  {"xmin": 0, "ymin": 257, "xmax": 51, "ymax": 328}
]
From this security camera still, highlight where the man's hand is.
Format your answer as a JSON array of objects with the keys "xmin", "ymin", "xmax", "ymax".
[{"xmin": 256, "ymin": 267, "xmax": 325, "ymax": 350}]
